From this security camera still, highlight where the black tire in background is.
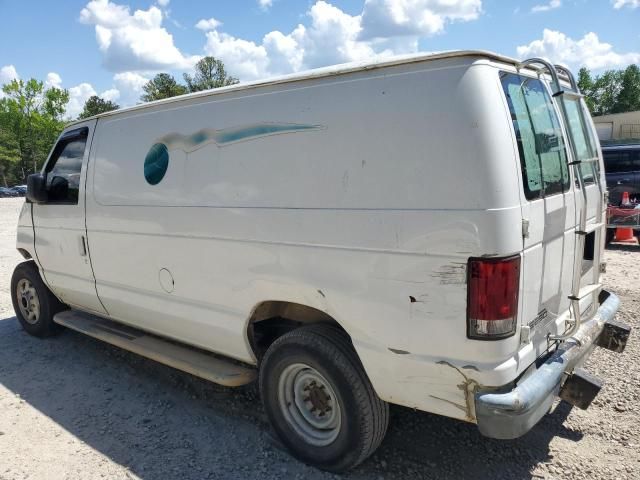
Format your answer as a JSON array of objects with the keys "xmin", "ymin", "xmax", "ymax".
[
  {"xmin": 259, "ymin": 323, "xmax": 389, "ymax": 472},
  {"xmin": 11, "ymin": 261, "xmax": 66, "ymax": 337},
  {"xmin": 605, "ymin": 228, "xmax": 615, "ymax": 246}
]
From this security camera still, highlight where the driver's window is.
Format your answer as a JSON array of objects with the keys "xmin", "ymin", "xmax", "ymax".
[{"xmin": 45, "ymin": 128, "xmax": 88, "ymax": 204}]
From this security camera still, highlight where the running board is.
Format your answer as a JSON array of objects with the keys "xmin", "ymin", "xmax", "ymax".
[{"xmin": 53, "ymin": 310, "xmax": 256, "ymax": 387}]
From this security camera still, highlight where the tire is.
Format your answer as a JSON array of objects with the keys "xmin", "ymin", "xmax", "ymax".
[
  {"xmin": 11, "ymin": 261, "xmax": 66, "ymax": 337},
  {"xmin": 259, "ymin": 324, "xmax": 389, "ymax": 472}
]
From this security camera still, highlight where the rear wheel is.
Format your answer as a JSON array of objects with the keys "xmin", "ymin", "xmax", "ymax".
[
  {"xmin": 11, "ymin": 261, "xmax": 66, "ymax": 337},
  {"xmin": 259, "ymin": 324, "xmax": 388, "ymax": 472}
]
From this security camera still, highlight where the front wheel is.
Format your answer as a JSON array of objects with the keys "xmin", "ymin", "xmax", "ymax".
[
  {"xmin": 259, "ymin": 324, "xmax": 389, "ymax": 472},
  {"xmin": 11, "ymin": 261, "xmax": 66, "ymax": 337}
]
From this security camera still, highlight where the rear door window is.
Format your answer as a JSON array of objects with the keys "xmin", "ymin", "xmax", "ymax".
[
  {"xmin": 501, "ymin": 73, "xmax": 570, "ymax": 200},
  {"xmin": 563, "ymin": 99, "xmax": 599, "ymax": 184}
]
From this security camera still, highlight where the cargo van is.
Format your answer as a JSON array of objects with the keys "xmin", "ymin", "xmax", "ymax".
[{"xmin": 12, "ymin": 51, "xmax": 630, "ymax": 472}]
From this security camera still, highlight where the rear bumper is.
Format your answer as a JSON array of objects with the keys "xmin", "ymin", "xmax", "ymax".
[{"xmin": 475, "ymin": 290, "xmax": 628, "ymax": 439}]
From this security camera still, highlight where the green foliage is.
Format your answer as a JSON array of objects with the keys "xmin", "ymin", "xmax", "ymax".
[
  {"xmin": 577, "ymin": 68, "xmax": 596, "ymax": 113},
  {"xmin": 579, "ymin": 65, "xmax": 639, "ymax": 116},
  {"xmin": 612, "ymin": 64, "xmax": 640, "ymax": 114},
  {"xmin": 183, "ymin": 56, "xmax": 239, "ymax": 93},
  {"xmin": 79, "ymin": 95, "xmax": 120, "ymax": 119},
  {"xmin": 141, "ymin": 56, "xmax": 238, "ymax": 102},
  {"xmin": 0, "ymin": 78, "xmax": 69, "ymax": 185},
  {"xmin": 141, "ymin": 73, "xmax": 187, "ymax": 102}
]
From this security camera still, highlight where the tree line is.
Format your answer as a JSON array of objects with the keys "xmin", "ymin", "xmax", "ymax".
[
  {"xmin": 578, "ymin": 64, "xmax": 640, "ymax": 116},
  {"xmin": 0, "ymin": 57, "xmax": 237, "ymax": 186}
]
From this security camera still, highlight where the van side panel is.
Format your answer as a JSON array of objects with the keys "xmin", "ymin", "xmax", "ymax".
[{"xmin": 85, "ymin": 58, "xmax": 525, "ymax": 420}]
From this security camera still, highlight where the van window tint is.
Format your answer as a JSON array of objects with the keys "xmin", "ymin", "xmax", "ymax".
[
  {"xmin": 45, "ymin": 128, "xmax": 88, "ymax": 204},
  {"xmin": 563, "ymin": 99, "xmax": 598, "ymax": 184},
  {"xmin": 501, "ymin": 73, "xmax": 570, "ymax": 200}
]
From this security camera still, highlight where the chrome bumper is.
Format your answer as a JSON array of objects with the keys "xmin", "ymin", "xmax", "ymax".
[{"xmin": 475, "ymin": 290, "xmax": 627, "ymax": 439}]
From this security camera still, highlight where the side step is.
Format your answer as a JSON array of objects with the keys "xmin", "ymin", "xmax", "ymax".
[{"xmin": 54, "ymin": 310, "xmax": 256, "ymax": 387}]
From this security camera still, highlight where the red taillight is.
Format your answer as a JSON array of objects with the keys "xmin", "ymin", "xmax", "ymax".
[{"xmin": 467, "ymin": 255, "xmax": 521, "ymax": 340}]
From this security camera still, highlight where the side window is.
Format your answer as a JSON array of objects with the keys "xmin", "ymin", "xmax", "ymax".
[
  {"xmin": 45, "ymin": 128, "xmax": 88, "ymax": 204},
  {"xmin": 603, "ymin": 151, "xmax": 634, "ymax": 173},
  {"xmin": 501, "ymin": 72, "xmax": 570, "ymax": 200}
]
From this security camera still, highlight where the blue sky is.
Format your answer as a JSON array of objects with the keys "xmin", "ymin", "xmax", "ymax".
[{"xmin": 1, "ymin": 0, "xmax": 638, "ymax": 117}]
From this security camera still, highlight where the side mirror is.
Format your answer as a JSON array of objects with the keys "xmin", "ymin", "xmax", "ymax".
[{"xmin": 26, "ymin": 173, "xmax": 48, "ymax": 204}]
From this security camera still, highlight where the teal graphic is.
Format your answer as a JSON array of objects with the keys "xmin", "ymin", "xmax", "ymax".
[
  {"xmin": 144, "ymin": 143, "xmax": 169, "ymax": 185},
  {"xmin": 143, "ymin": 123, "xmax": 323, "ymax": 185}
]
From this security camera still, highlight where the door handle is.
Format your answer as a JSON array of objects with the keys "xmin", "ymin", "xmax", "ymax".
[{"xmin": 79, "ymin": 235, "xmax": 87, "ymax": 257}]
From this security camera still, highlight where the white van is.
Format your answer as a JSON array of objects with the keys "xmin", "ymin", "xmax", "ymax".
[{"xmin": 12, "ymin": 51, "xmax": 630, "ymax": 471}]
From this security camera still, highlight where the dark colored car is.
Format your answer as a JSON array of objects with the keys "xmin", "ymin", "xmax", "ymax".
[
  {"xmin": 0, "ymin": 187, "xmax": 18, "ymax": 198},
  {"xmin": 10, "ymin": 185, "xmax": 27, "ymax": 196},
  {"xmin": 602, "ymin": 143, "xmax": 640, "ymax": 205}
]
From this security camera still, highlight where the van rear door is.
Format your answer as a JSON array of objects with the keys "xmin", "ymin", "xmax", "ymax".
[{"xmin": 500, "ymin": 72, "xmax": 577, "ymax": 356}]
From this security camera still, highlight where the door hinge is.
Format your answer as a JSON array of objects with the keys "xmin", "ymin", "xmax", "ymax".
[{"xmin": 522, "ymin": 219, "xmax": 530, "ymax": 239}]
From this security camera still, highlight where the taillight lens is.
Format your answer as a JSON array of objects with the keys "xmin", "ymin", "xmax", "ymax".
[{"xmin": 467, "ymin": 255, "xmax": 521, "ymax": 340}]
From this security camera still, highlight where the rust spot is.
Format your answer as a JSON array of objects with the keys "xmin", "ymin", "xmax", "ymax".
[{"xmin": 436, "ymin": 360, "xmax": 481, "ymax": 422}]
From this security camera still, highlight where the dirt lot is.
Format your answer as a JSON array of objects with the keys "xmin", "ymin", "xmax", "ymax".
[{"xmin": 0, "ymin": 196, "xmax": 638, "ymax": 480}]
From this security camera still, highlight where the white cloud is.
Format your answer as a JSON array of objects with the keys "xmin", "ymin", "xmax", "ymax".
[
  {"xmin": 517, "ymin": 29, "xmax": 640, "ymax": 70},
  {"xmin": 195, "ymin": 17, "xmax": 222, "ymax": 31},
  {"xmin": 531, "ymin": 0, "xmax": 561, "ymax": 13},
  {"xmin": 79, "ymin": 0, "xmax": 198, "ymax": 72},
  {"xmin": 359, "ymin": 0, "xmax": 482, "ymax": 39},
  {"xmin": 612, "ymin": 0, "xmax": 639, "ymax": 8},
  {"xmin": 0, "ymin": 65, "xmax": 19, "ymax": 84},
  {"xmin": 100, "ymin": 88, "xmax": 121, "ymax": 102},
  {"xmin": 204, "ymin": 31, "xmax": 271, "ymax": 79},
  {"xmin": 157, "ymin": 0, "xmax": 169, "ymax": 6},
  {"xmin": 67, "ymin": 82, "xmax": 98, "ymax": 118},
  {"xmin": 45, "ymin": 72, "xmax": 63, "ymax": 89},
  {"xmin": 113, "ymin": 71, "xmax": 148, "ymax": 105},
  {"xmin": 204, "ymin": 0, "xmax": 478, "ymax": 81},
  {"xmin": 0, "ymin": 65, "xmax": 19, "ymax": 99},
  {"xmin": 258, "ymin": 0, "xmax": 273, "ymax": 9}
]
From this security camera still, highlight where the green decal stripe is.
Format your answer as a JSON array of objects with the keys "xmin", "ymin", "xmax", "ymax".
[{"xmin": 215, "ymin": 124, "xmax": 320, "ymax": 144}]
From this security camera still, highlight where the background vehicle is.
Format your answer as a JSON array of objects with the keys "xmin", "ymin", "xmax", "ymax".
[
  {"xmin": 602, "ymin": 143, "xmax": 640, "ymax": 206},
  {"xmin": 10, "ymin": 185, "xmax": 27, "ymax": 196},
  {"xmin": 0, "ymin": 187, "xmax": 18, "ymax": 197},
  {"xmin": 11, "ymin": 51, "xmax": 629, "ymax": 472}
]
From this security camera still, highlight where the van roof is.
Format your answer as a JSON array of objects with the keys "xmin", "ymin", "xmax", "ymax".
[{"xmin": 68, "ymin": 49, "xmax": 522, "ymax": 125}]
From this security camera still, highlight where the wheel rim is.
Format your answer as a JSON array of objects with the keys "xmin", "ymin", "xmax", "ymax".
[
  {"xmin": 277, "ymin": 363, "xmax": 342, "ymax": 447},
  {"xmin": 16, "ymin": 278, "xmax": 40, "ymax": 325}
]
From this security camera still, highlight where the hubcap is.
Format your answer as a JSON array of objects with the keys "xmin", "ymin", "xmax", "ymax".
[
  {"xmin": 278, "ymin": 363, "xmax": 342, "ymax": 446},
  {"xmin": 16, "ymin": 279, "xmax": 40, "ymax": 325}
]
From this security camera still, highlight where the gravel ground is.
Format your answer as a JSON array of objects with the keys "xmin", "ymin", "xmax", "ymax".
[{"xmin": 0, "ymin": 196, "xmax": 638, "ymax": 480}]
